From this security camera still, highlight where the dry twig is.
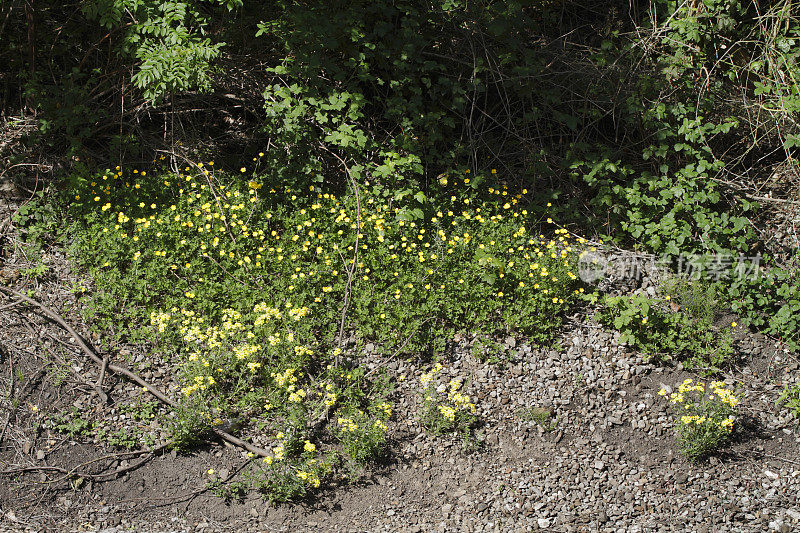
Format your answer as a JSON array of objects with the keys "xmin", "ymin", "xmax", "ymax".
[{"xmin": 0, "ymin": 285, "xmax": 273, "ymax": 458}]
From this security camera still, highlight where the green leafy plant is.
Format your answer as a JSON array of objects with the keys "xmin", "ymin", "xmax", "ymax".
[
  {"xmin": 659, "ymin": 378, "xmax": 740, "ymax": 461},
  {"xmin": 335, "ymin": 402, "xmax": 390, "ymax": 476},
  {"xmin": 517, "ymin": 406, "xmax": 557, "ymax": 432},
  {"xmin": 418, "ymin": 363, "xmax": 478, "ymax": 438},
  {"xmin": 778, "ymin": 384, "xmax": 800, "ymax": 418},
  {"xmin": 207, "ymin": 478, "xmax": 247, "ymax": 503},
  {"xmin": 47, "ymin": 408, "xmax": 92, "ymax": 438},
  {"xmin": 248, "ymin": 437, "xmax": 334, "ymax": 503},
  {"xmin": 597, "ymin": 279, "xmax": 735, "ymax": 371}
]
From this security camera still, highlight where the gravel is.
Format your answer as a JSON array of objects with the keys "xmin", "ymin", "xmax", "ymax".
[{"xmin": 2, "ymin": 230, "xmax": 799, "ymax": 532}]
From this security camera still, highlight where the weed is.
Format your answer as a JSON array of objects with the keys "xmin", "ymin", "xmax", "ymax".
[
  {"xmin": 418, "ymin": 363, "xmax": 478, "ymax": 438},
  {"xmin": 597, "ymin": 281, "xmax": 736, "ymax": 372},
  {"xmin": 517, "ymin": 406, "xmax": 557, "ymax": 431},
  {"xmin": 207, "ymin": 479, "xmax": 247, "ymax": 503},
  {"xmin": 47, "ymin": 408, "xmax": 92, "ymax": 437},
  {"xmin": 19, "ymin": 260, "xmax": 49, "ymax": 281},
  {"xmin": 778, "ymin": 385, "xmax": 800, "ymax": 418},
  {"xmin": 659, "ymin": 379, "xmax": 740, "ymax": 461},
  {"xmin": 49, "ymin": 162, "xmax": 586, "ymax": 499}
]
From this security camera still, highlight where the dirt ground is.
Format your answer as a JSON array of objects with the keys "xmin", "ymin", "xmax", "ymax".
[{"xmin": 1, "ymin": 195, "xmax": 799, "ymax": 533}]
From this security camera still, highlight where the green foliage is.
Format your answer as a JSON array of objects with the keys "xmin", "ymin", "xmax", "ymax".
[
  {"xmin": 516, "ymin": 406, "xmax": 557, "ymax": 432},
  {"xmin": 570, "ymin": 106, "xmax": 752, "ymax": 257},
  {"xmin": 778, "ymin": 384, "xmax": 800, "ymax": 418},
  {"xmin": 18, "ymin": 259, "xmax": 49, "ymax": 281},
  {"xmin": 14, "ymin": 190, "xmax": 60, "ymax": 249},
  {"xmin": 83, "ymin": 0, "xmax": 242, "ymax": 102},
  {"xmin": 597, "ymin": 279, "xmax": 735, "ymax": 372},
  {"xmin": 207, "ymin": 478, "xmax": 247, "ymax": 503},
  {"xmin": 335, "ymin": 401, "xmax": 390, "ymax": 476},
  {"xmin": 65, "ymin": 164, "xmax": 582, "ymax": 357},
  {"xmin": 47, "ymin": 408, "xmax": 92, "ymax": 438},
  {"xmin": 54, "ymin": 159, "xmax": 584, "ymax": 499},
  {"xmin": 237, "ymin": 426, "xmax": 338, "ymax": 502},
  {"xmin": 560, "ymin": 0, "xmax": 800, "ymax": 352}
]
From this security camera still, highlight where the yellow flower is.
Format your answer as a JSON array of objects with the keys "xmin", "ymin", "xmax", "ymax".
[
  {"xmin": 438, "ymin": 405, "xmax": 456, "ymax": 421},
  {"xmin": 669, "ymin": 392, "xmax": 684, "ymax": 404}
]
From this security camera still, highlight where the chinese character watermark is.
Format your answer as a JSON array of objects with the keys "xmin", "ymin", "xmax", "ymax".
[{"xmin": 577, "ymin": 251, "xmax": 761, "ymax": 283}]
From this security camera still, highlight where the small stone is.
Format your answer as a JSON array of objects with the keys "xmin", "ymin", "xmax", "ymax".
[
  {"xmin": 537, "ymin": 518, "xmax": 551, "ymax": 529},
  {"xmin": 593, "ymin": 460, "xmax": 605, "ymax": 471},
  {"xmin": 441, "ymin": 504, "xmax": 453, "ymax": 515},
  {"xmin": 36, "ymin": 450, "xmax": 46, "ymax": 460}
]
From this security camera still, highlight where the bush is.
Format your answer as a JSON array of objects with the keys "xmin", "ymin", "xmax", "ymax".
[{"xmin": 418, "ymin": 363, "xmax": 478, "ymax": 437}]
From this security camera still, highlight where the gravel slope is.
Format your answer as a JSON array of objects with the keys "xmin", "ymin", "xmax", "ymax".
[
  {"xmin": 2, "ymin": 313, "xmax": 799, "ymax": 533},
  {"xmin": 1, "ymin": 197, "xmax": 799, "ymax": 532}
]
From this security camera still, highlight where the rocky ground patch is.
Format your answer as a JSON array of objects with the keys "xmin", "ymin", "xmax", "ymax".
[{"xmin": 1, "ymin": 199, "xmax": 799, "ymax": 533}]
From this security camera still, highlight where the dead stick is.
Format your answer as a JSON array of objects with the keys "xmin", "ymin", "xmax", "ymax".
[
  {"xmin": 318, "ymin": 144, "xmax": 361, "ymax": 360},
  {"xmin": 1, "ymin": 443, "xmax": 169, "ymax": 483},
  {"xmin": 95, "ymin": 355, "xmax": 109, "ymax": 404},
  {"xmin": 0, "ymin": 286, "xmax": 272, "ymax": 457},
  {"xmin": 0, "ymin": 299, "xmax": 23, "ymax": 312}
]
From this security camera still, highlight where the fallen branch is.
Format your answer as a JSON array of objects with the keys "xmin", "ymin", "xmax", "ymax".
[
  {"xmin": 0, "ymin": 286, "xmax": 273, "ymax": 457},
  {"xmin": 0, "ymin": 299, "xmax": 23, "ymax": 312},
  {"xmin": 0, "ymin": 443, "xmax": 170, "ymax": 484}
]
